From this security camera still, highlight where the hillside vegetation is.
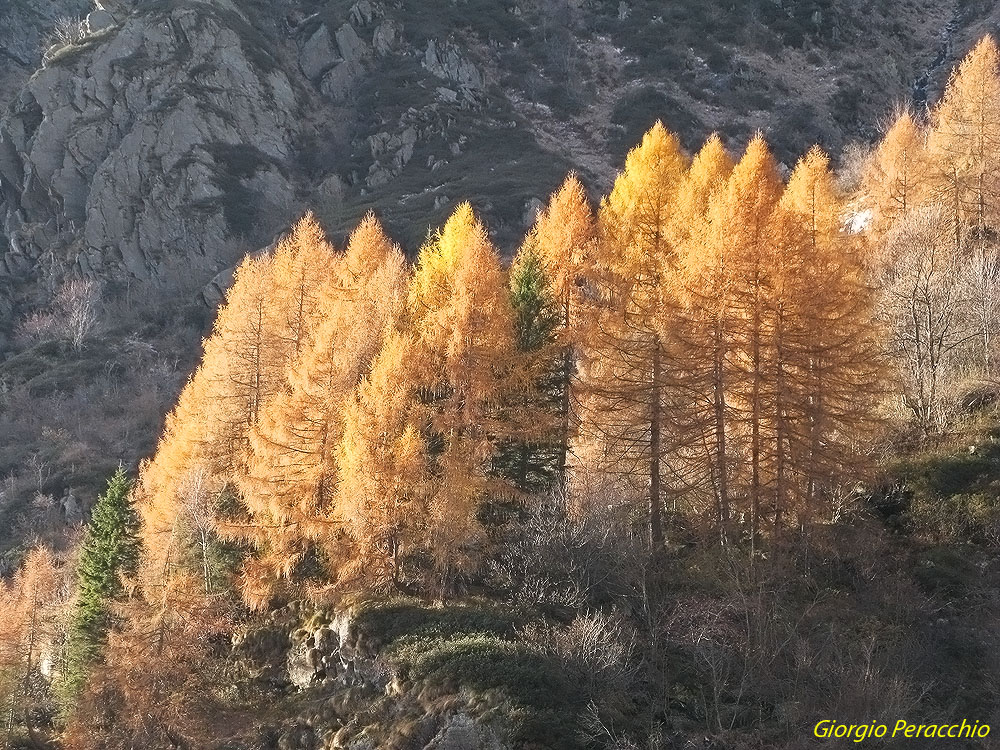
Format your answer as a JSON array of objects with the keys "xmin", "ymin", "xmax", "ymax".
[{"xmin": 1, "ymin": 19, "xmax": 1000, "ymax": 750}]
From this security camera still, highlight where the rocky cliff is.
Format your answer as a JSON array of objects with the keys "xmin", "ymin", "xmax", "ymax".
[{"xmin": 2, "ymin": 0, "xmax": 993, "ymax": 334}]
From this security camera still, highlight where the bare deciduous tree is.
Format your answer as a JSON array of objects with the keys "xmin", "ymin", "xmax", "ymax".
[
  {"xmin": 57, "ymin": 279, "xmax": 101, "ymax": 351},
  {"xmin": 875, "ymin": 206, "xmax": 978, "ymax": 432}
]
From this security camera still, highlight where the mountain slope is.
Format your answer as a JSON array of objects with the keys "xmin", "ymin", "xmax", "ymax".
[
  {"xmin": 0, "ymin": 0, "xmax": 998, "ymax": 535},
  {"xmin": 0, "ymin": 0, "xmax": 993, "ymax": 333}
]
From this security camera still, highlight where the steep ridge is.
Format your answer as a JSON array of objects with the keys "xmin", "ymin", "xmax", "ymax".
[
  {"xmin": 0, "ymin": 0, "xmax": 301, "ymax": 300},
  {"xmin": 0, "ymin": 0, "xmax": 982, "ymax": 337}
]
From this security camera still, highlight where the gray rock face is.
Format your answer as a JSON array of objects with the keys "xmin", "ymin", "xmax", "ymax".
[
  {"xmin": 335, "ymin": 23, "xmax": 369, "ymax": 64},
  {"xmin": 0, "ymin": 0, "xmax": 300, "ymax": 289},
  {"xmin": 423, "ymin": 39, "xmax": 484, "ymax": 102},
  {"xmin": 321, "ymin": 61, "xmax": 364, "ymax": 102},
  {"xmin": 372, "ymin": 20, "xmax": 399, "ymax": 57},
  {"xmin": 0, "ymin": 0, "xmax": 91, "ymax": 68},
  {"xmin": 300, "ymin": 25, "xmax": 339, "ymax": 81}
]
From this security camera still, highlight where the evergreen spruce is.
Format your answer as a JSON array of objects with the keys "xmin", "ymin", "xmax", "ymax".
[
  {"xmin": 494, "ymin": 240, "xmax": 563, "ymax": 493},
  {"xmin": 60, "ymin": 467, "xmax": 141, "ymax": 707}
]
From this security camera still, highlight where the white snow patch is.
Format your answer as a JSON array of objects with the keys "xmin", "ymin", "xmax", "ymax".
[{"xmin": 845, "ymin": 208, "xmax": 873, "ymax": 234}]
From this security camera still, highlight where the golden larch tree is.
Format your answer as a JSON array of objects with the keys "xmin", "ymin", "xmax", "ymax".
[
  {"xmin": 862, "ymin": 109, "xmax": 928, "ymax": 241},
  {"xmin": 0, "ymin": 547, "xmax": 62, "ymax": 743},
  {"xmin": 781, "ymin": 148, "xmax": 884, "ymax": 524},
  {"xmin": 408, "ymin": 203, "xmax": 519, "ymax": 590},
  {"xmin": 233, "ymin": 214, "xmax": 407, "ymax": 607},
  {"xmin": 577, "ymin": 122, "xmax": 688, "ymax": 548},
  {"xmin": 927, "ymin": 35, "xmax": 1000, "ymax": 246},
  {"xmin": 337, "ymin": 332, "xmax": 429, "ymax": 591},
  {"xmin": 714, "ymin": 133, "xmax": 784, "ymax": 551},
  {"xmin": 270, "ymin": 211, "xmax": 339, "ymax": 356},
  {"xmin": 673, "ymin": 133, "xmax": 736, "ymax": 539},
  {"xmin": 137, "ymin": 214, "xmax": 338, "ymax": 598}
]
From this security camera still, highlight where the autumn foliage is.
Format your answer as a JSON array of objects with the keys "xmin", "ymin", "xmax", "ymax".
[
  {"xmin": 7, "ymin": 31, "xmax": 1000, "ymax": 750},
  {"xmin": 130, "ymin": 126, "xmax": 891, "ymax": 605},
  {"xmin": 78, "ymin": 33, "xmax": 1000, "ymax": 654}
]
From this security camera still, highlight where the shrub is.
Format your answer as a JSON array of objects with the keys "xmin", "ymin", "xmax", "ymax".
[
  {"xmin": 350, "ymin": 598, "xmax": 520, "ymax": 652},
  {"xmin": 16, "ymin": 279, "xmax": 102, "ymax": 351},
  {"xmin": 520, "ymin": 611, "xmax": 636, "ymax": 699},
  {"xmin": 389, "ymin": 634, "xmax": 586, "ymax": 749}
]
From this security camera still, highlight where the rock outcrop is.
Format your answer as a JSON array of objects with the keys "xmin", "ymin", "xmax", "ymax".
[
  {"xmin": 279, "ymin": 607, "xmax": 511, "ymax": 750},
  {"xmin": 0, "ymin": 0, "xmax": 300, "ymax": 295},
  {"xmin": 422, "ymin": 39, "xmax": 485, "ymax": 104},
  {"xmin": 0, "ymin": 0, "xmax": 91, "ymax": 71},
  {"xmin": 0, "ymin": 0, "xmax": 975, "ymax": 336}
]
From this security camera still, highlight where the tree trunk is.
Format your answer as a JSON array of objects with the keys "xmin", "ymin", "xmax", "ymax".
[
  {"xmin": 649, "ymin": 340, "xmax": 664, "ymax": 550},
  {"xmin": 750, "ymin": 290, "xmax": 762, "ymax": 560},
  {"xmin": 713, "ymin": 316, "xmax": 730, "ymax": 543}
]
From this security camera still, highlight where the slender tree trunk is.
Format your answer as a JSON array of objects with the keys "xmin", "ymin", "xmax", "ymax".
[
  {"xmin": 774, "ymin": 311, "xmax": 786, "ymax": 540},
  {"xmin": 750, "ymin": 290, "xmax": 762, "ymax": 560},
  {"xmin": 649, "ymin": 340, "xmax": 664, "ymax": 550},
  {"xmin": 200, "ymin": 529, "xmax": 211, "ymax": 596},
  {"xmin": 558, "ymin": 293, "xmax": 572, "ymax": 496},
  {"xmin": 713, "ymin": 316, "xmax": 729, "ymax": 544}
]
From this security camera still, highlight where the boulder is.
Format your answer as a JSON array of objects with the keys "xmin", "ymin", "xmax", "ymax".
[
  {"xmin": 522, "ymin": 197, "xmax": 544, "ymax": 228},
  {"xmin": 349, "ymin": 0, "xmax": 377, "ymax": 27},
  {"xmin": 321, "ymin": 60, "xmax": 364, "ymax": 101},
  {"xmin": 317, "ymin": 174, "xmax": 345, "ymax": 206},
  {"xmin": 287, "ymin": 639, "xmax": 319, "ymax": 689},
  {"xmin": 372, "ymin": 20, "xmax": 399, "ymax": 56},
  {"xmin": 300, "ymin": 24, "xmax": 339, "ymax": 81},
  {"xmin": 423, "ymin": 40, "xmax": 484, "ymax": 100},
  {"xmin": 85, "ymin": 10, "xmax": 116, "ymax": 35},
  {"xmin": 335, "ymin": 23, "xmax": 369, "ymax": 63}
]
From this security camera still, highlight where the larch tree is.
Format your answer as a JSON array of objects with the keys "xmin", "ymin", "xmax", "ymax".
[
  {"xmin": 232, "ymin": 214, "xmax": 408, "ymax": 608},
  {"xmin": 713, "ymin": 134, "xmax": 784, "ymax": 552},
  {"xmin": 408, "ymin": 203, "xmax": 520, "ymax": 590},
  {"xmin": 531, "ymin": 174, "xmax": 597, "ymax": 484},
  {"xmin": 135, "ymin": 254, "xmax": 279, "ymax": 597},
  {"xmin": 206, "ymin": 254, "xmax": 285, "ymax": 463},
  {"xmin": 927, "ymin": 34, "xmax": 1000, "ymax": 246},
  {"xmin": 337, "ymin": 332, "xmax": 429, "ymax": 591},
  {"xmin": 925, "ymin": 36, "xmax": 1000, "ymax": 377},
  {"xmin": 577, "ymin": 122, "xmax": 688, "ymax": 549},
  {"xmin": 0, "ymin": 547, "xmax": 62, "ymax": 744},
  {"xmin": 861, "ymin": 109, "xmax": 928, "ymax": 241},
  {"xmin": 136, "ymin": 376, "xmax": 218, "ymax": 591},
  {"xmin": 777, "ymin": 147, "xmax": 884, "ymax": 526},
  {"xmin": 674, "ymin": 134, "xmax": 736, "ymax": 539},
  {"xmin": 269, "ymin": 211, "xmax": 340, "ymax": 357},
  {"xmin": 137, "ymin": 214, "xmax": 338, "ymax": 600}
]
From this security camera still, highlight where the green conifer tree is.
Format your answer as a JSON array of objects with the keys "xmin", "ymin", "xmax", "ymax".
[
  {"xmin": 494, "ymin": 239, "xmax": 563, "ymax": 493},
  {"xmin": 60, "ymin": 467, "xmax": 141, "ymax": 707}
]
